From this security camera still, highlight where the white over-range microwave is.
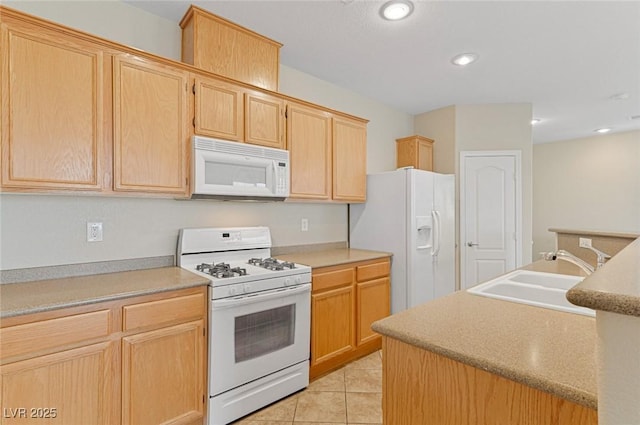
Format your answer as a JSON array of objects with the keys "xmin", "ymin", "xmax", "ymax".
[{"xmin": 191, "ymin": 136, "xmax": 290, "ymax": 201}]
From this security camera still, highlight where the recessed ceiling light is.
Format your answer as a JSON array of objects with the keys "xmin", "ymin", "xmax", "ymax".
[
  {"xmin": 594, "ymin": 128, "xmax": 612, "ymax": 134},
  {"xmin": 531, "ymin": 118, "xmax": 541, "ymax": 125},
  {"xmin": 451, "ymin": 53, "xmax": 478, "ymax": 66},
  {"xmin": 610, "ymin": 93, "xmax": 630, "ymax": 101},
  {"xmin": 380, "ymin": 0, "xmax": 414, "ymax": 21}
]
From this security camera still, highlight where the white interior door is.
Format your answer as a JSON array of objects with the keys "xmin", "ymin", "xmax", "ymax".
[{"xmin": 461, "ymin": 152, "xmax": 520, "ymax": 289}]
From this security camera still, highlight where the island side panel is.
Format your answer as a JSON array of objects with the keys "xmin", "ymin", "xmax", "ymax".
[{"xmin": 382, "ymin": 337, "xmax": 597, "ymax": 425}]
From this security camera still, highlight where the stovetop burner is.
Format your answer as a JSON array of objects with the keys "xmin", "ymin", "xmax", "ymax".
[
  {"xmin": 248, "ymin": 257, "xmax": 297, "ymax": 271},
  {"xmin": 196, "ymin": 262, "xmax": 248, "ymax": 279}
]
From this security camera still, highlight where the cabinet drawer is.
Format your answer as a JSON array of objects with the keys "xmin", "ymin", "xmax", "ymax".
[
  {"xmin": 0, "ymin": 309, "xmax": 111, "ymax": 360},
  {"xmin": 313, "ymin": 268, "xmax": 355, "ymax": 292},
  {"xmin": 356, "ymin": 261, "xmax": 390, "ymax": 282},
  {"xmin": 123, "ymin": 293, "xmax": 205, "ymax": 331}
]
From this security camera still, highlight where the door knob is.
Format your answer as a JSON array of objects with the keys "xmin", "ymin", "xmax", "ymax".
[{"xmin": 467, "ymin": 241, "xmax": 479, "ymax": 247}]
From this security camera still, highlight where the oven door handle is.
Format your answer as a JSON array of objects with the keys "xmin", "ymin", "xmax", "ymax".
[{"xmin": 211, "ymin": 283, "xmax": 311, "ymax": 309}]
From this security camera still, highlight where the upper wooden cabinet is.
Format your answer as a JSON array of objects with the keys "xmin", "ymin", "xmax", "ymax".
[
  {"xmin": 180, "ymin": 5, "xmax": 282, "ymax": 91},
  {"xmin": 194, "ymin": 75, "xmax": 285, "ymax": 149},
  {"xmin": 287, "ymin": 104, "xmax": 367, "ymax": 203},
  {"xmin": 396, "ymin": 135, "xmax": 434, "ymax": 171},
  {"xmin": 0, "ymin": 6, "xmax": 369, "ymax": 201},
  {"xmin": 333, "ymin": 116, "xmax": 367, "ymax": 202},
  {"xmin": 244, "ymin": 91, "xmax": 285, "ymax": 149},
  {"xmin": 194, "ymin": 76, "xmax": 244, "ymax": 141},
  {"xmin": 0, "ymin": 19, "xmax": 107, "ymax": 191},
  {"xmin": 113, "ymin": 55, "xmax": 190, "ymax": 196},
  {"xmin": 286, "ymin": 102, "xmax": 332, "ymax": 200}
]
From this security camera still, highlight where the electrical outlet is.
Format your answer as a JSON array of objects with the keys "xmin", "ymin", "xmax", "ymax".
[
  {"xmin": 87, "ymin": 222, "xmax": 103, "ymax": 242},
  {"xmin": 579, "ymin": 237, "xmax": 592, "ymax": 248},
  {"xmin": 301, "ymin": 218, "xmax": 309, "ymax": 232}
]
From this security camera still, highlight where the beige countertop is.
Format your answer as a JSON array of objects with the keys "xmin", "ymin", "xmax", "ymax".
[
  {"xmin": 567, "ymin": 237, "xmax": 640, "ymax": 317},
  {"xmin": 549, "ymin": 228, "xmax": 640, "ymax": 239},
  {"xmin": 275, "ymin": 248, "xmax": 392, "ymax": 269},
  {"xmin": 0, "ymin": 267, "xmax": 209, "ymax": 319},
  {"xmin": 372, "ymin": 259, "xmax": 597, "ymax": 409}
]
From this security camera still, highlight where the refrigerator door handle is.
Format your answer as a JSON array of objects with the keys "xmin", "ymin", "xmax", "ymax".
[{"xmin": 432, "ymin": 210, "xmax": 441, "ymax": 256}]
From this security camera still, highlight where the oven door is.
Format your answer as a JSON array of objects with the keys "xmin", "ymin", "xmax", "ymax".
[{"xmin": 209, "ymin": 283, "xmax": 311, "ymax": 396}]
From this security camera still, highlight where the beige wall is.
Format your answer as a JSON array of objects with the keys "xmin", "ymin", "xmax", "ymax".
[
  {"xmin": 278, "ymin": 65, "xmax": 414, "ymax": 173},
  {"xmin": 456, "ymin": 103, "xmax": 534, "ymax": 264},
  {"xmin": 414, "ymin": 106, "xmax": 456, "ymax": 174},
  {"xmin": 415, "ymin": 103, "xmax": 534, "ymax": 269},
  {"xmin": 4, "ymin": 0, "xmax": 182, "ymax": 60},
  {"xmin": 533, "ymin": 130, "xmax": 640, "ymax": 255},
  {"xmin": 0, "ymin": 1, "xmax": 413, "ymax": 270}
]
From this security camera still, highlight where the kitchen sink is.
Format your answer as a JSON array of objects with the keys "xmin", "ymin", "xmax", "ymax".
[{"xmin": 467, "ymin": 270, "xmax": 594, "ymax": 317}]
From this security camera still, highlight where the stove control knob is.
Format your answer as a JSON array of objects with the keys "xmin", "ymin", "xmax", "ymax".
[
  {"xmin": 284, "ymin": 278, "xmax": 292, "ymax": 287},
  {"xmin": 229, "ymin": 286, "xmax": 237, "ymax": 296},
  {"xmin": 244, "ymin": 283, "xmax": 252, "ymax": 293},
  {"xmin": 294, "ymin": 276, "xmax": 302, "ymax": 284}
]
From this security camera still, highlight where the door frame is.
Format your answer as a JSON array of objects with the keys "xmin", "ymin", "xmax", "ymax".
[{"xmin": 459, "ymin": 150, "xmax": 523, "ymax": 289}]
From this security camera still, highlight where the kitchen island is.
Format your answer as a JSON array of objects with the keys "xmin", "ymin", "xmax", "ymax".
[{"xmin": 372, "ymin": 260, "xmax": 598, "ymax": 425}]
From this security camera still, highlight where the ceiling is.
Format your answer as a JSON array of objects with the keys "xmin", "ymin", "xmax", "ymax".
[{"xmin": 125, "ymin": 0, "xmax": 640, "ymax": 144}]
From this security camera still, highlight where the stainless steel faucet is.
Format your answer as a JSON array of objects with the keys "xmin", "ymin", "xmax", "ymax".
[
  {"xmin": 542, "ymin": 250, "xmax": 595, "ymax": 275},
  {"xmin": 582, "ymin": 245, "xmax": 612, "ymax": 269}
]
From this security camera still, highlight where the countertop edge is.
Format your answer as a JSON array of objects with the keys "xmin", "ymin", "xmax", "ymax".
[
  {"xmin": 567, "ymin": 288, "xmax": 640, "ymax": 318},
  {"xmin": 0, "ymin": 280, "xmax": 209, "ymax": 319},
  {"xmin": 275, "ymin": 248, "xmax": 392, "ymax": 269},
  {"xmin": 0, "ymin": 267, "xmax": 210, "ymax": 319},
  {"xmin": 549, "ymin": 228, "xmax": 640, "ymax": 239},
  {"xmin": 567, "ymin": 238, "xmax": 640, "ymax": 318},
  {"xmin": 372, "ymin": 320, "xmax": 597, "ymax": 410}
]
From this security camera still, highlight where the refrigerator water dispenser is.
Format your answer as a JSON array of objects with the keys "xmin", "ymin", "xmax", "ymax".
[{"xmin": 416, "ymin": 215, "xmax": 433, "ymax": 249}]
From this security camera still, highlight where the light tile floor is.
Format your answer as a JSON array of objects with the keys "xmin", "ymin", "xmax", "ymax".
[{"xmin": 232, "ymin": 351, "xmax": 382, "ymax": 425}]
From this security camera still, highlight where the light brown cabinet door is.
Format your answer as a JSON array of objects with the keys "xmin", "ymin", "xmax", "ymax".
[
  {"xmin": 1, "ymin": 24, "xmax": 105, "ymax": 190},
  {"xmin": 194, "ymin": 76, "xmax": 244, "ymax": 142},
  {"xmin": 245, "ymin": 91, "xmax": 284, "ymax": 149},
  {"xmin": 356, "ymin": 277, "xmax": 390, "ymax": 346},
  {"xmin": 332, "ymin": 116, "xmax": 367, "ymax": 202},
  {"xmin": 396, "ymin": 135, "xmax": 434, "ymax": 171},
  {"xmin": 417, "ymin": 140, "xmax": 433, "ymax": 171},
  {"xmin": 0, "ymin": 341, "xmax": 118, "ymax": 425},
  {"xmin": 311, "ymin": 285, "xmax": 355, "ymax": 367},
  {"xmin": 113, "ymin": 55, "xmax": 190, "ymax": 196},
  {"xmin": 121, "ymin": 320, "xmax": 205, "ymax": 425},
  {"xmin": 287, "ymin": 102, "xmax": 332, "ymax": 200}
]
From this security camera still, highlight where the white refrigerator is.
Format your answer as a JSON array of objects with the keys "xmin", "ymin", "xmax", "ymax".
[{"xmin": 349, "ymin": 168, "xmax": 456, "ymax": 313}]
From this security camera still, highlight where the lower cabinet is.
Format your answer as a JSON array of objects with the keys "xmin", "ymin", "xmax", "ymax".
[
  {"xmin": 311, "ymin": 285, "xmax": 355, "ymax": 367},
  {"xmin": 310, "ymin": 257, "xmax": 390, "ymax": 379},
  {"xmin": 0, "ymin": 341, "xmax": 119, "ymax": 424},
  {"xmin": 122, "ymin": 320, "xmax": 204, "ymax": 425},
  {"xmin": 0, "ymin": 286, "xmax": 207, "ymax": 425}
]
